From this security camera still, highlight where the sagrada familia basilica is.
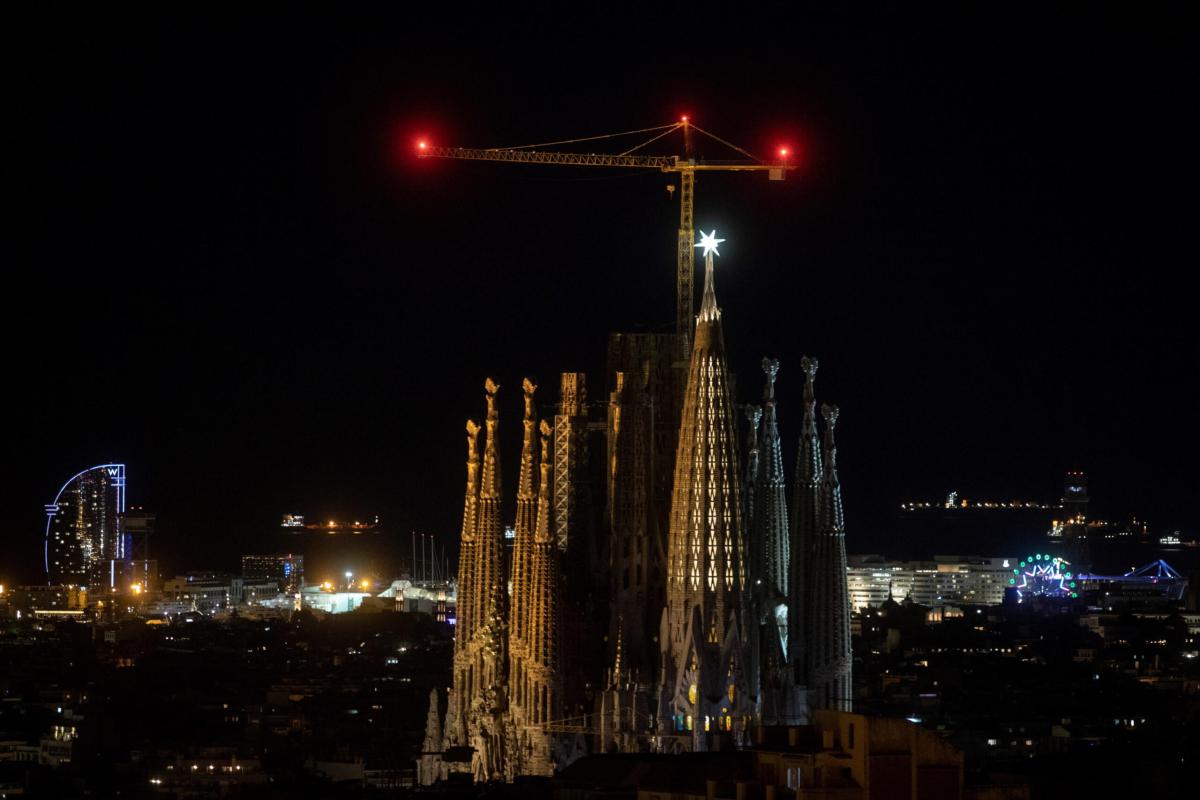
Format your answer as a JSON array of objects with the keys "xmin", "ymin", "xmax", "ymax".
[{"xmin": 419, "ymin": 235, "xmax": 852, "ymax": 782}]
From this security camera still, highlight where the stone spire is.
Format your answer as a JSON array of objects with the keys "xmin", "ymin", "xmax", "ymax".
[
  {"xmin": 422, "ymin": 688, "xmax": 443, "ymax": 753},
  {"xmin": 787, "ymin": 356, "xmax": 822, "ymax": 702},
  {"xmin": 418, "ymin": 688, "xmax": 444, "ymax": 785},
  {"xmin": 751, "ymin": 359, "xmax": 791, "ymax": 724},
  {"xmin": 522, "ymin": 420, "xmax": 561, "ymax": 774},
  {"xmin": 509, "ymin": 378, "xmax": 538, "ymax": 719},
  {"xmin": 820, "ymin": 405, "xmax": 845, "ymax": 535},
  {"xmin": 807, "ymin": 403, "xmax": 852, "ymax": 712},
  {"xmin": 740, "ymin": 401, "xmax": 762, "ymax": 714},
  {"xmin": 457, "ymin": 420, "xmax": 482, "ymax": 644},
  {"xmin": 447, "ymin": 419, "xmax": 482, "ymax": 746},
  {"xmin": 752, "ymin": 358, "xmax": 789, "ymax": 602},
  {"xmin": 660, "ymin": 239, "xmax": 753, "ymax": 746},
  {"xmin": 475, "ymin": 378, "xmax": 507, "ymax": 693},
  {"xmin": 527, "ymin": 422, "xmax": 560, "ymax": 683},
  {"xmin": 696, "ymin": 239, "xmax": 722, "ymax": 325},
  {"xmin": 743, "ymin": 404, "xmax": 762, "ymax": 538}
]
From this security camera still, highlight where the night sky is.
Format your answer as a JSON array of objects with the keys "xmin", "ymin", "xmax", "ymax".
[{"xmin": 5, "ymin": 8, "xmax": 1197, "ymax": 584}]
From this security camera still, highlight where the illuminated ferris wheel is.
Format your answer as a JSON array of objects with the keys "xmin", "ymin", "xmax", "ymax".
[{"xmin": 1009, "ymin": 553, "xmax": 1078, "ymax": 600}]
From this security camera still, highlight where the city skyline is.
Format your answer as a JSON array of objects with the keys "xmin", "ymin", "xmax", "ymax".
[
  {"xmin": 6, "ymin": 9, "xmax": 1196, "ymax": 585},
  {"xmin": 4, "ymin": 7, "xmax": 1199, "ymax": 796}
]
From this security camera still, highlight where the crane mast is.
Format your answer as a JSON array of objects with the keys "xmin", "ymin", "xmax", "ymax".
[
  {"xmin": 417, "ymin": 120, "xmax": 793, "ymax": 343},
  {"xmin": 676, "ymin": 169, "xmax": 694, "ymax": 345}
]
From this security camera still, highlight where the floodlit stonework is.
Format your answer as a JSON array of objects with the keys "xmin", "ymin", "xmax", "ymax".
[{"xmin": 424, "ymin": 236, "xmax": 853, "ymax": 782}]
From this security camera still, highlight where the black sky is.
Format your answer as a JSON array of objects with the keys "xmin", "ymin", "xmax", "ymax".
[{"xmin": 4, "ymin": 7, "xmax": 1198, "ymax": 583}]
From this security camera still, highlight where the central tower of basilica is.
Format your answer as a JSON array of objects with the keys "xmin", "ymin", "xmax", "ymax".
[{"xmin": 420, "ymin": 233, "xmax": 852, "ymax": 782}]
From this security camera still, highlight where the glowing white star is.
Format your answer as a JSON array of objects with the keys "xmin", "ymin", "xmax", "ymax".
[{"xmin": 695, "ymin": 229, "xmax": 725, "ymax": 258}]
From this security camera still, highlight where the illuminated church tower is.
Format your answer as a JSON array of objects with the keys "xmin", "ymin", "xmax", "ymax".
[
  {"xmin": 787, "ymin": 358, "xmax": 852, "ymax": 714},
  {"xmin": 658, "ymin": 232, "xmax": 755, "ymax": 746},
  {"xmin": 742, "ymin": 403, "xmax": 763, "ymax": 577},
  {"xmin": 748, "ymin": 358, "xmax": 792, "ymax": 723},
  {"xmin": 805, "ymin": 402, "xmax": 853, "ymax": 712},
  {"xmin": 751, "ymin": 359, "xmax": 789, "ymax": 610},
  {"xmin": 445, "ymin": 379, "xmax": 511, "ymax": 781},
  {"xmin": 508, "ymin": 379, "xmax": 539, "ymax": 742},
  {"xmin": 787, "ymin": 357, "xmax": 821, "ymax": 716},
  {"xmin": 432, "ymin": 378, "xmax": 566, "ymax": 783},
  {"xmin": 445, "ymin": 419, "xmax": 482, "ymax": 750},
  {"xmin": 521, "ymin": 420, "xmax": 562, "ymax": 773}
]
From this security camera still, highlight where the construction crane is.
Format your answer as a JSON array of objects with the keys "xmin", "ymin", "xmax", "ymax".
[{"xmin": 416, "ymin": 119, "xmax": 796, "ymax": 344}]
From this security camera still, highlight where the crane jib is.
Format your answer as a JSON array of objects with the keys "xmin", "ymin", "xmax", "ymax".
[
  {"xmin": 420, "ymin": 147, "xmax": 792, "ymax": 173},
  {"xmin": 422, "ymin": 147, "xmax": 675, "ymax": 169},
  {"xmin": 417, "ymin": 126, "xmax": 795, "ymax": 338}
]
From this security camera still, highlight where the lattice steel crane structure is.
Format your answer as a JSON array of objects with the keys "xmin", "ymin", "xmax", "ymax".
[{"xmin": 416, "ymin": 119, "xmax": 795, "ymax": 344}]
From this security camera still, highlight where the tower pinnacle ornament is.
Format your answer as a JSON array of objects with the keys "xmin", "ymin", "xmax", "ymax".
[
  {"xmin": 696, "ymin": 230, "xmax": 725, "ymax": 325},
  {"xmin": 695, "ymin": 229, "xmax": 725, "ymax": 259}
]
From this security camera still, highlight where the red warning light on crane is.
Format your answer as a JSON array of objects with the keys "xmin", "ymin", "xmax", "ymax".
[
  {"xmin": 777, "ymin": 146, "xmax": 790, "ymax": 159},
  {"xmin": 417, "ymin": 140, "xmax": 429, "ymax": 152}
]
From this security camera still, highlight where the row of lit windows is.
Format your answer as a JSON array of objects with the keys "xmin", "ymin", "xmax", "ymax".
[{"xmin": 673, "ymin": 713, "xmax": 735, "ymax": 732}]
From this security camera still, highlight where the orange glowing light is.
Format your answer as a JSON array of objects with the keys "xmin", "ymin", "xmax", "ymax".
[{"xmin": 680, "ymin": 115, "xmax": 689, "ymax": 123}]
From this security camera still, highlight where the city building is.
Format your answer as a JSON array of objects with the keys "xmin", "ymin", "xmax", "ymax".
[
  {"xmin": 299, "ymin": 587, "xmax": 373, "ymax": 614},
  {"xmin": 3, "ymin": 584, "xmax": 88, "ymax": 618},
  {"xmin": 44, "ymin": 463, "xmax": 126, "ymax": 588},
  {"xmin": 557, "ymin": 711, "xmax": 969, "ymax": 800},
  {"xmin": 39, "ymin": 725, "xmax": 76, "ymax": 767},
  {"xmin": 378, "ymin": 579, "xmax": 455, "ymax": 621},
  {"xmin": 242, "ymin": 553, "xmax": 304, "ymax": 593},
  {"xmin": 1077, "ymin": 559, "xmax": 1188, "ymax": 610},
  {"xmin": 161, "ymin": 573, "xmax": 282, "ymax": 610},
  {"xmin": 147, "ymin": 756, "xmax": 267, "ymax": 795},
  {"xmin": 847, "ymin": 556, "xmax": 1016, "ymax": 613},
  {"xmin": 847, "ymin": 555, "xmax": 1191, "ymax": 613}
]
